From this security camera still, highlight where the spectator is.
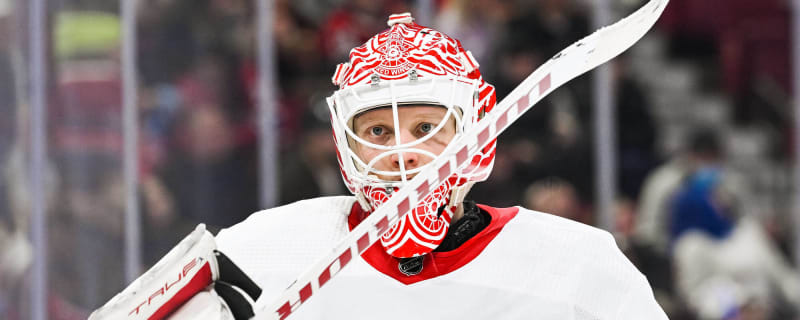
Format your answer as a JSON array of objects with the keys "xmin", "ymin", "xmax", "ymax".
[
  {"xmin": 671, "ymin": 170, "xmax": 800, "ymax": 319},
  {"xmin": 522, "ymin": 177, "xmax": 590, "ymax": 225},
  {"xmin": 53, "ymin": 155, "xmax": 124, "ymax": 313},
  {"xmin": 634, "ymin": 128, "xmax": 724, "ymax": 256},
  {"xmin": 632, "ymin": 129, "xmax": 726, "ymax": 318},
  {"xmin": 150, "ymin": 105, "xmax": 258, "ymax": 233},
  {"xmin": 279, "ymin": 112, "xmax": 346, "ymax": 205},
  {"xmin": 614, "ymin": 59, "xmax": 658, "ymax": 200}
]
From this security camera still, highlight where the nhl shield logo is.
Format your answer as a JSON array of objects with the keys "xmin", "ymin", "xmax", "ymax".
[{"xmin": 398, "ymin": 256, "xmax": 424, "ymax": 276}]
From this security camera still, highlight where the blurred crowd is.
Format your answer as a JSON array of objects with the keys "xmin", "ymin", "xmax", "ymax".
[{"xmin": 0, "ymin": 0, "xmax": 798, "ymax": 319}]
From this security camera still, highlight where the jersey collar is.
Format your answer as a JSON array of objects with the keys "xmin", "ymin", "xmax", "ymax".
[{"xmin": 347, "ymin": 202, "xmax": 519, "ymax": 285}]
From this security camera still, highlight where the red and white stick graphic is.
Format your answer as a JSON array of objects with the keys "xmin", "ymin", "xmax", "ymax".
[{"xmin": 256, "ymin": 0, "xmax": 669, "ymax": 318}]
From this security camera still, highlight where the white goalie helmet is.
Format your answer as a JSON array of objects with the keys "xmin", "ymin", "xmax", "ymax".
[{"xmin": 327, "ymin": 13, "xmax": 497, "ymax": 258}]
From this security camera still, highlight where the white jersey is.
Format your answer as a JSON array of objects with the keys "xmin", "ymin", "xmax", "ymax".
[{"xmin": 216, "ymin": 196, "xmax": 666, "ymax": 319}]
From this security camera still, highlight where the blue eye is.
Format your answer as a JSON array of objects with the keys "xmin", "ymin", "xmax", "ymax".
[
  {"xmin": 419, "ymin": 123, "xmax": 433, "ymax": 133},
  {"xmin": 371, "ymin": 126, "xmax": 384, "ymax": 136}
]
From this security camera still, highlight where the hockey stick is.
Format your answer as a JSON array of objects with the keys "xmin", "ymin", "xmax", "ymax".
[{"xmin": 257, "ymin": 0, "xmax": 668, "ymax": 318}]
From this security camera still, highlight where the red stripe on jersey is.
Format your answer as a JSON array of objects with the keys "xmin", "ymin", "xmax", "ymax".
[{"xmin": 348, "ymin": 203, "xmax": 519, "ymax": 285}]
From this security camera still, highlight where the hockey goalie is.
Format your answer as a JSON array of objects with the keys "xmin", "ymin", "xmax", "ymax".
[{"xmin": 91, "ymin": 12, "xmax": 667, "ymax": 320}]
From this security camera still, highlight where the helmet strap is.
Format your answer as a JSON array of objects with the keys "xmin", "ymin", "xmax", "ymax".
[
  {"xmin": 356, "ymin": 192, "xmax": 372, "ymax": 212},
  {"xmin": 448, "ymin": 181, "xmax": 474, "ymax": 210}
]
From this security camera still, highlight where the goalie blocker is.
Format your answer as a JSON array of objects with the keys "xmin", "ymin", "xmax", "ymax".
[{"xmin": 89, "ymin": 225, "xmax": 261, "ymax": 320}]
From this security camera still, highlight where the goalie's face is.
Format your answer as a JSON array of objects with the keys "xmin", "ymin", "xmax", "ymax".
[{"xmin": 351, "ymin": 105, "xmax": 457, "ymax": 182}]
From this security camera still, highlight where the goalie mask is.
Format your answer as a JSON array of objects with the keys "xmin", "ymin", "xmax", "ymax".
[{"xmin": 327, "ymin": 13, "xmax": 497, "ymax": 258}]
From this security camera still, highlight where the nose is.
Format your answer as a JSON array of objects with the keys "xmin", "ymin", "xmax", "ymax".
[
  {"xmin": 390, "ymin": 150, "xmax": 419, "ymax": 170},
  {"xmin": 389, "ymin": 129, "xmax": 421, "ymax": 170}
]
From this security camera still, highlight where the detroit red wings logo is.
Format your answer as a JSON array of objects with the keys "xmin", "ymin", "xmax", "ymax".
[
  {"xmin": 341, "ymin": 22, "xmax": 460, "ymax": 86},
  {"xmin": 374, "ymin": 31, "xmax": 416, "ymax": 77}
]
